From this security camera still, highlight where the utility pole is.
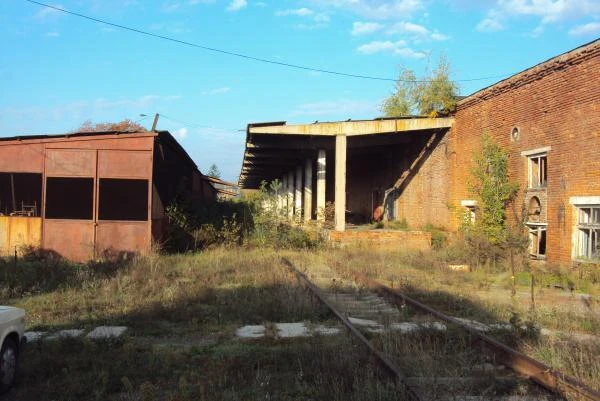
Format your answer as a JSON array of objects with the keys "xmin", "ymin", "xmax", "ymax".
[{"xmin": 151, "ymin": 113, "xmax": 160, "ymax": 132}]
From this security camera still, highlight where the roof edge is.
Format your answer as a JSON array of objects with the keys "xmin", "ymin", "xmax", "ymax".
[{"xmin": 458, "ymin": 38, "xmax": 600, "ymax": 110}]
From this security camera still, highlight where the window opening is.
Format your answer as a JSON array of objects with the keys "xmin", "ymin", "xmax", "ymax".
[
  {"xmin": 45, "ymin": 177, "xmax": 94, "ymax": 220},
  {"xmin": 98, "ymin": 179, "xmax": 148, "ymax": 221},
  {"xmin": 527, "ymin": 224, "xmax": 547, "ymax": 259},
  {"xmin": 576, "ymin": 205, "xmax": 600, "ymax": 260},
  {"xmin": 528, "ymin": 154, "xmax": 547, "ymax": 189},
  {"xmin": 0, "ymin": 173, "xmax": 42, "ymax": 217}
]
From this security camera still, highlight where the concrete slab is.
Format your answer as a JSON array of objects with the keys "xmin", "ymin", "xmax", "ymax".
[
  {"xmin": 236, "ymin": 325, "xmax": 266, "ymax": 338},
  {"xmin": 390, "ymin": 322, "xmax": 420, "ymax": 333},
  {"xmin": 313, "ymin": 325, "xmax": 342, "ymax": 336},
  {"xmin": 276, "ymin": 323, "xmax": 310, "ymax": 338},
  {"xmin": 348, "ymin": 317, "xmax": 383, "ymax": 328},
  {"xmin": 46, "ymin": 329, "xmax": 85, "ymax": 341},
  {"xmin": 87, "ymin": 326, "xmax": 128, "ymax": 339},
  {"xmin": 24, "ymin": 331, "xmax": 46, "ymax": 342}
]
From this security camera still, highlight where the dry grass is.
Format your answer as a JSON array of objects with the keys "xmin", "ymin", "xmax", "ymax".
[{"xmin": 323, "ymin": 246, "xmax": 600, "ymax": 391}]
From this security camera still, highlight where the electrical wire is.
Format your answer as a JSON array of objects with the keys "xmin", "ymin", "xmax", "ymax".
[{"xmin": 25, "ymin": 0, "xmax": 512, "ymax": 83}]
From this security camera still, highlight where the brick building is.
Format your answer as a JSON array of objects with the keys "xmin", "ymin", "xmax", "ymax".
[
  {"xmin": 447, "ymin": 39, "xmax": 600, "ymax": 266},
  {"xmin": 239, "ymin": 39, "xmax": 599, "ymax": 266}
]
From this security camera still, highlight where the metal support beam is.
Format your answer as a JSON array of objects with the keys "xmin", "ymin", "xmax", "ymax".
[{"xmin": 335, "ymin": 135, "xmax": 346, "ymax": 232}]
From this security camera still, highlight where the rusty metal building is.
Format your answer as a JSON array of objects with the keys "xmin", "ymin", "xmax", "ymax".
[{"xmin": 0, "ymin": 130, "xmax": 216, "ymax": 261}]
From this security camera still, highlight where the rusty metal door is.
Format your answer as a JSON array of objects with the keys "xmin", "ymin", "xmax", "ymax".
[
  {"xmin": 94, "ymin": 149, "xmax": 153, "ymax": 258},
  {"xmin": 42, "ymin": 148, "xmax": 153, "ymax": 261},
  {"xmin": 43, "ymin": 149, "xmax": 97, "ymax": 261}
]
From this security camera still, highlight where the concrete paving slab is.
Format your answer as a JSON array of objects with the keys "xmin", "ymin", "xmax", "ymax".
[
  {"xmin": 236, "ymin": 325, "xmax": 266, "ymax": 338},
  {"xmin": 87, "ymin": 326, "xmax": 128, "ymax": 339},
  {"xmin": 24, "ymin": 331, "xmax": 46, "ymax": 342},
  {"xmin": 276, "ymin": 323, "xmax": 310, "ymax": 338}
]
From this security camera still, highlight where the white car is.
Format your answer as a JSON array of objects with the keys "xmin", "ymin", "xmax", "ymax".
[{"xmin": 0, "ymin": 306, "xmax": 25, "ymax": 394}]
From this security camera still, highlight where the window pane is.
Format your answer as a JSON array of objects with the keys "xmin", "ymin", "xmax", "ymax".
[
  {"xmin": 592, "ymin": 208, "xmax": 600, "ymax": 225},
  {"xmin": 0, "ymin": 173, "xmax": 42, "ymax": 217},
  {"xmin": 98, "ymin": 179, "xmax": 148, "ymax": 221},
  {"xmin": 580, "ymin": 208, "xmax": 591, "ymax": 224},
  {"xmin": 45, "ymin": 177, "xmax": 94, "ymax": 220},
  {"xmin": 539, "ymin": 229, "xmax": 546, "ymax": 255},
  {"xmin": 592, "ymin": 229, "xmax": 599, "ymax": 259},
  {"xmin": 579, "ymin": 229, "xmax": 590, "ymax": 258}
]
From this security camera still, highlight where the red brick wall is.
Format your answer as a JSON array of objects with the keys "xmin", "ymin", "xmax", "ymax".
[
  {"xmin": 449, "ymin": 40, "xmax": 600, "ymax": 266},
  {"xmin": 329, "ymin": 230, "xmax": 432, "ymax": 251},
  {"xmin": 394, "ymin": 131, "xmax": 452, "ymax": 229}
]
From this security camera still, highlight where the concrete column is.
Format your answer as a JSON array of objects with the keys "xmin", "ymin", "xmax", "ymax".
[
  {"xmin": 303, "ymin": 158, "xmax": 313, "ymax": 223},
  {"xmin": 335, "ymin": 135, "xmax": 346, "ymax": 232},
  {"xmin": 316, "ymin": 149, "xmax": 326, "ymax": 222},
  {"xmin": 287, "ymin": 170, "xmax": 294, "ymax": 220},
  {"xmin": 281, "ymin": 175, "xmax": 287, "ymax": 215},
  {"xmin": 295, "ymin": 165, "xmax": 303, "ymax": 221}
]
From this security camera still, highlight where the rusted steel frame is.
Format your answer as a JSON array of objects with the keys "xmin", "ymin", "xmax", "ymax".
[
  {"xmin": 351, "ymin": 271, "xmax": 600, "ymax": 401},
  {"xmin": 281, "ymin": 258, "xmax": 422, "ymax": 401}
]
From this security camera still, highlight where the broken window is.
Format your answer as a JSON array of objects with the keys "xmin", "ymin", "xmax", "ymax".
[
  {"xmin": 0, "ymin": 173, "xmax": 42, "ymax": 217},
  {"xmin": 460, "ymin": 200, "xmax": 478, "ymax": 224},
  {"xmin": 576, "ymin": 206, "xmax": 600, "ymax": 260},
  {"xmin": 527, "ymin": 224, "xmax": 547, "ymax": 260},
  {"xmin": 98, "ymin": 179, "xmax": 148, "ymax": 221},
  {"xmin": 528, "ymin": 153, "xmax": 547, "ymax": 188},
  {"xmin": 45, "ymin": 177, "xmax": 94, "ymax": 220}
]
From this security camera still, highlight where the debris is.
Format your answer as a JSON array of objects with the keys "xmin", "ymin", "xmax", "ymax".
[{"xmin": 87, "ymin": 326, "xmax": 128, "ymax": 339}]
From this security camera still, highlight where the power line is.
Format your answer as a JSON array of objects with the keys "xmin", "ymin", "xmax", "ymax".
[{"xmin": 25, "ymin": 0, "xmax": 512, "ymax": 83}]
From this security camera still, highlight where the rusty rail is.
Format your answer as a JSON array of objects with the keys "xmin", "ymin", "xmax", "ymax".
[
  {"xmin": 281, "ymin": 258, "xmax": 422, "ymax": 401},
  {"xmin": 346, "ymin": 269, "xmax": 600, "ymax": 401}
]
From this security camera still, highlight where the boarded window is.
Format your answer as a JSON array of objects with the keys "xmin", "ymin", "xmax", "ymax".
[
  {"xmin": 45, "ymin": 177, "xmax": 94, "ymax": 220},
  {"xmin": 0, "ymin": 173, "xmax": 42, "ymax": 217},
  {"xmin": 98, "ymin": 179, "xmax": 148, "ymax": 221}
]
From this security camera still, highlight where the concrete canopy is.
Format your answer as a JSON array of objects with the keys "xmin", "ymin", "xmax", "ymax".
[{"xmin": 238, "ymin": 117, "xmax": 454, "ymax": 189}]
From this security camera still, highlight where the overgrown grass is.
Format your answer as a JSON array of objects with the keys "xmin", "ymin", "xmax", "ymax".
[{"xmin": 324, "ymin": 246, "xmax": 600, "ymax": 390}]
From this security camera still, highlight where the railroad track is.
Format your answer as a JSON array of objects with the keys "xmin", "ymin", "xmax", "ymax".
[{"xmin": 282, "ymin": 258, "xmax": 600, "ymax": 401}]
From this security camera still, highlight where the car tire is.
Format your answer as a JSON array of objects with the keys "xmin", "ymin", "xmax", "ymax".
[{"xmin": 0, "ymin": 338, "xmax": 18, "ymax": 394}]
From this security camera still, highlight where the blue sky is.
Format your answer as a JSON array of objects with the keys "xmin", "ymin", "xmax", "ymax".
[{"xmin": 1, "ymin": 0, "xmax": 599, "ymax": 180}]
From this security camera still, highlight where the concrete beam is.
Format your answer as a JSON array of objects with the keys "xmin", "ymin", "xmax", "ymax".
[
  {"xmin": 287, "ymin": 171, "xmax": 294, "ymax": 220},
  {"xmin": 316, "ymin": 149, "xmax": 326, "ymax": 222},
  {"xmin": 303, "ymin": 158, "xmax": 313, "ymax": 222},
  {"xmin": 295, "ymin": 165, "xmax": 302, "ymax": 221},
  {"xmin": 249, "ymin": 118, "xmax": 454, "ymax": 137},
  {"xmin": 335, "ymin": 135, "xmax": 346, "ymax": 232}
]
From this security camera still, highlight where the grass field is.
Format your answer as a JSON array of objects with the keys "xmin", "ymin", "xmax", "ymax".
[{"xmin": 0, "ymin": 245, "xmax": 598, "ymax": 399}]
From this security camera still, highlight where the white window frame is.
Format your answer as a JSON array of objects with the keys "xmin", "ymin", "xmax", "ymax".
[
  {"xmin": 526, "ymin": 223, "xmax": 547, "ymax": 260},
  {"xmin": 521, "ymin": 147, "xmax": 550, "ymax": 189},
  {"xmin": 570, "ymin": 197, "xmax": 600, "ymax": 261}
]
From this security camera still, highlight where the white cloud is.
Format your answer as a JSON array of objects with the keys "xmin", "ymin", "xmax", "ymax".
[
  {"xmin": 202, "ymin": 87, "xmax": 231, "ymax": 95},
  {"xmin": 162, "ymin": 2, "xmax": 181, "ymax": 12},
  {"xmin": 44, "ymin": 31, "xmax": 60, "ymax": 38},
  {"xmin": 477, "ymin": 0, "xmax": 600, "ymax": 33},
  {"xmin": 569, "ymin": 21, "xmax": 600, "ymax": 36},
  {"xmin": 173, "ymin": 127, "xmax": 188, "ymax": 140},
  {"xmin": 291, "ymin": 99, "xmax": 378, "ymax": 117},
  {"xmin": 33, "ymin": 3, "xmax": 66, "ymax": 20},
  {"xmin": 226, "ymin": 0, "xmax": 247, "ymax": 12},
  {"xmin": 476, "ymin": 16, "xmax": 504, "ymax": 32},
  {"xmin": 387, "ymin": 21, "xmax": 449, "ymax": 40},
  {"xmin": 356, "ymin": 40, "xmax": 426, "ymax": 58},
  {"xmin": 276, "ymin": 8, "xmax": 314, "ymax": 17},
  {"xmin": 255, "ymin": 2, "xmax": 267, "ymax": 7},
  {"xmin": 351, "ymin": 21, "xmax": 383, "ymax": 35},
  {"xmin": 308, "ymin": 0, "xmax": 423, "ymax": 20}
]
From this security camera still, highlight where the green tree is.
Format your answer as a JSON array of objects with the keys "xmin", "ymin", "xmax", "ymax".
[
  {"xmin": 467, "ymin": 133, "xmax": 519, "ymax": 244},
  {"xmin": 207, "ymin": 163, "xmax": 222, "ymax": 179},
  {"xmin": 381, "ymin": 55, "xmax": 459, "ymax": 117}
]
